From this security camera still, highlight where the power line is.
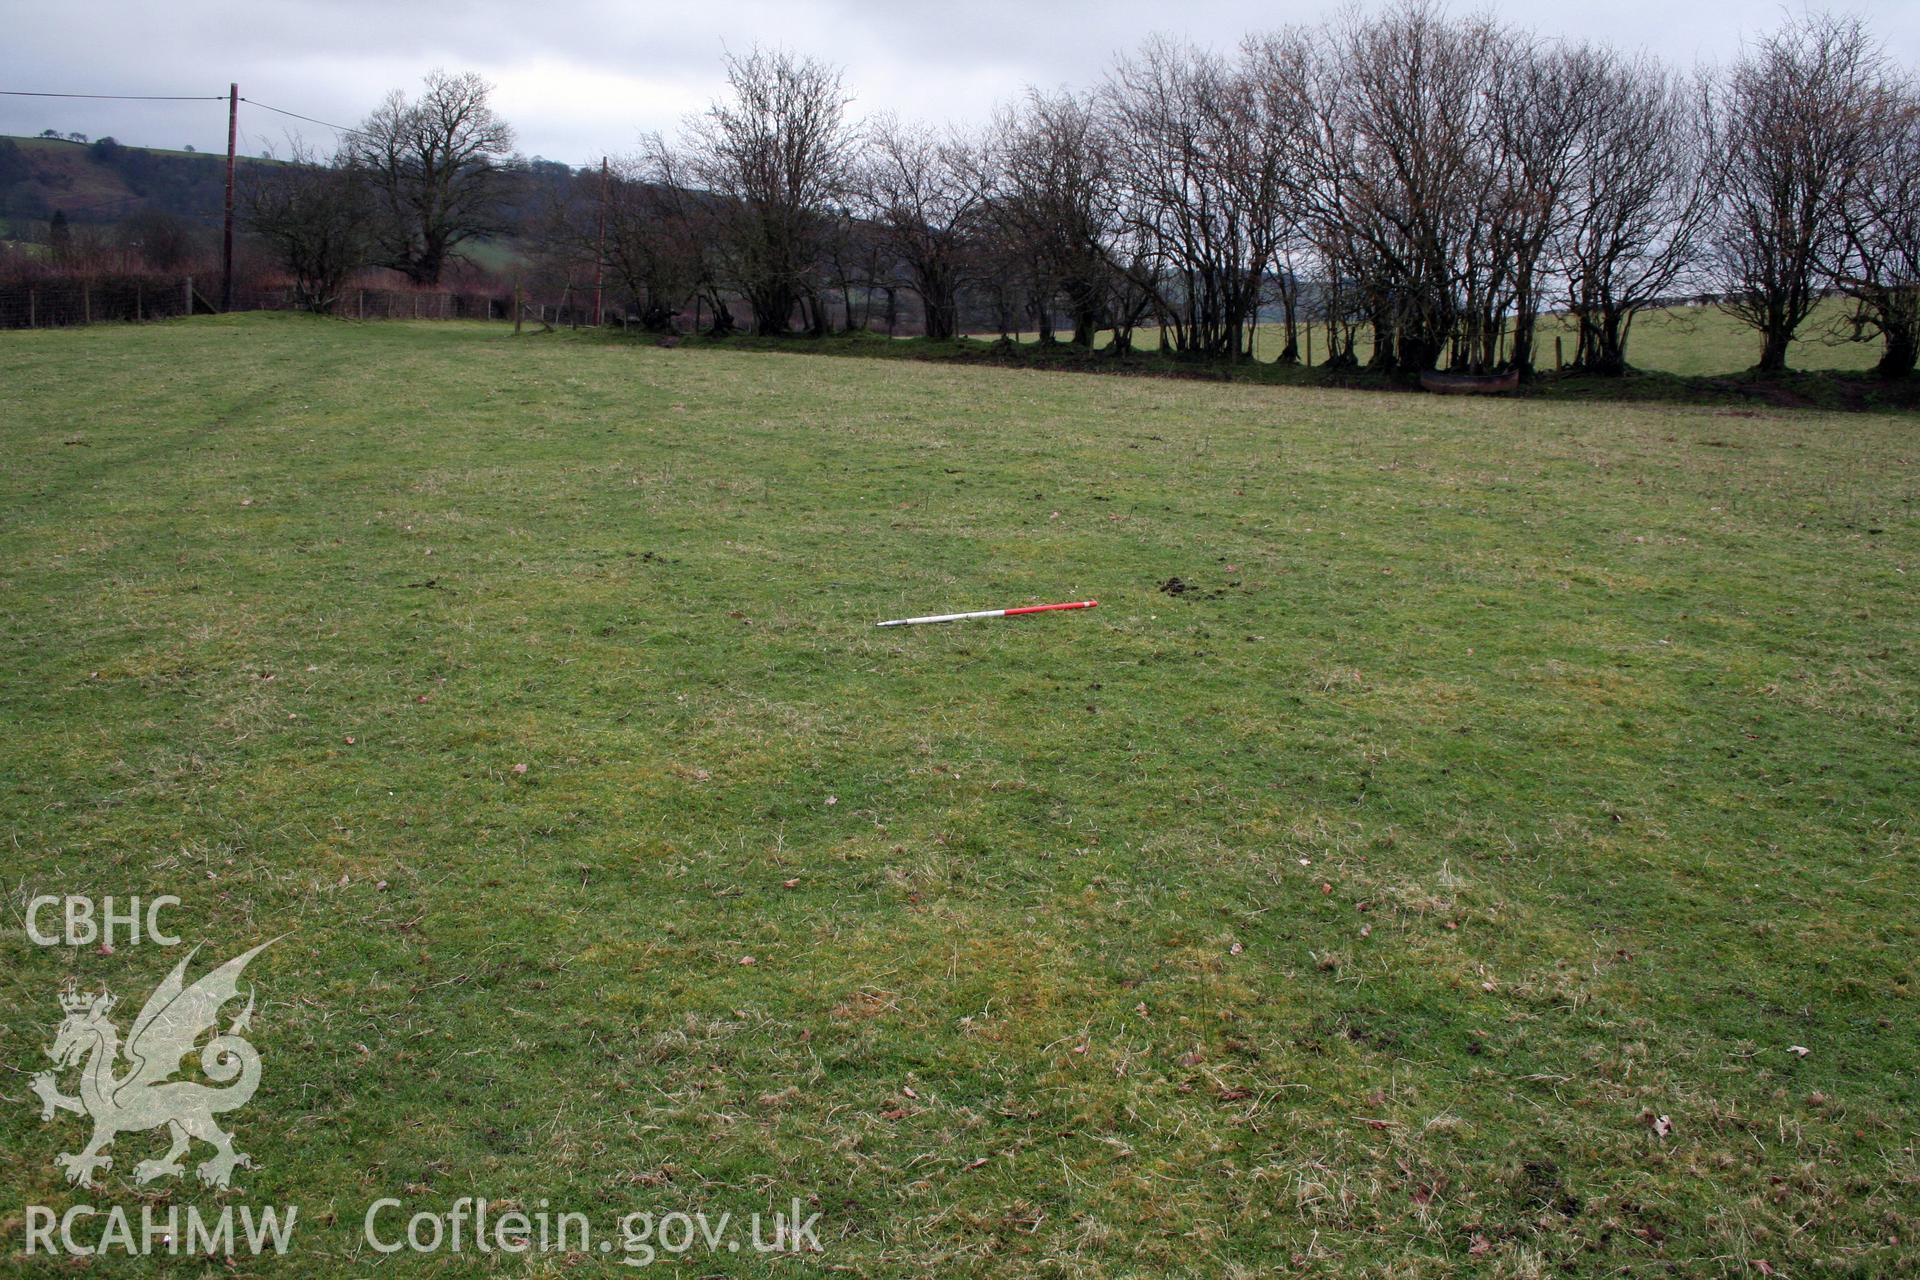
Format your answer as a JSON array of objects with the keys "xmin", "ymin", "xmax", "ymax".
[
  {"xmin": 1, "ymin": 89, "xmax": 226, "ymax": 102},
  {"xmin": 239, "ymin": 97, "xmax": 367, "ymax": 138},
  {"xmin": 6, "ymin": 84, "xmax": 608, "ymax": 174}
]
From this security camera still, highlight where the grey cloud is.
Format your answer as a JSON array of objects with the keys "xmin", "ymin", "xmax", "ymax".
[{"xmin": 4, "ymin": 0, "xmax": 1915, "ymax": 166}]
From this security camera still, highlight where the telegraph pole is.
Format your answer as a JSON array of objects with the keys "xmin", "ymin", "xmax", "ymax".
[
  {"xmin": 221, "ymin": 83, "xmax": 237, "ymax": 312},
  {"xmin": 593, "ymin": 157, "xmax": 608, "ymax": 327}
]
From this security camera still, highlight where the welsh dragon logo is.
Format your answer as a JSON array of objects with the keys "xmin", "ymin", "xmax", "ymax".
[{"xmin": 30, "ymin": 941, "xmax": 272, "ymax": 1189}]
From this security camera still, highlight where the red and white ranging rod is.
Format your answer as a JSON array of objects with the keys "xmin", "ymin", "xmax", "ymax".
[{"xmin": 876, "ymin": 599, "xmax": 1098, "ymax": 628}]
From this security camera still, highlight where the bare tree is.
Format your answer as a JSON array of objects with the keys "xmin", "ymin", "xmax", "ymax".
[
  {"xmin": 1103, "ymin": 37, "xmax": 1290, "ymax": 361},
  {"xmin": 633, "ymin": 136, "xmax": 740, "ymax": 335},
  {"xmin": 1252, "ymin": 27, "xmax": 1372, "ymax": 367},
  {"xmin": 120, "ymin": 209, "xmax": 201, "ymax": 273},
  {"xmin": 1833, "ymin": 78, "xmax": 1920, "ymax": 378},
  {"xmin": 1479, "ymin": 40, "xmax": 1598, "ymax": 377},
  {"xmin": 1710, "ymin": 15, "xmax": 1887, "ymax": 373},
  {"xmin": 980, "ymin": 90, "xmax": 1121, "ymax": 348},
  {"xmin": 550, "ymin": 157, "xmax": 704, "ymax": 330},
  {"xmin": 858, "ymin": 117, "xmax": 982, "ymax": 340},
  {"xmin": 1311, "ymin": 2, "xmax": 1513, "ymax": 373},
  {"xmin": 674, "ymin": 48, "xmax": 860, "ymax": 337},
  {"xmin": 1553, "ymin": 53, "xmax": 1714, "ymax": 374},
  {"xmin": 348, "ymin": 70, "xmax": 515, "ymax": 286},
  {"xmin": 239, "ymin": 145, "xmax": 372, "ymax": 313}
]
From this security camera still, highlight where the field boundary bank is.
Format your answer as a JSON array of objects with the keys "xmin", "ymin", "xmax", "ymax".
[
  {"xmin": 0, "ymin": 276, "xmax": 594, "ymax": 330},
  {"xmin": 612, "ymin": 329, "xmax": 1920, "ymax": 416}
]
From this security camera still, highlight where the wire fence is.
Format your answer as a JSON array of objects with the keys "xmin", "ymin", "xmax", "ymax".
[
  {"xmin": 0, "ymin": 274, "xmax": 567, "ymax": 330},
  {"xmin": 0, "ymin": 273, "xmax": 960, "ymax": 335},
  {"xmin": 0, "ymin": 276, "xmax": 201, "ymax": 328}
]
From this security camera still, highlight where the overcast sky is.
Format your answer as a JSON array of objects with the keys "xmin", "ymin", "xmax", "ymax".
[{"xmin": 6, "ymin": 1, "xmax": 1918, "ymax": 166}]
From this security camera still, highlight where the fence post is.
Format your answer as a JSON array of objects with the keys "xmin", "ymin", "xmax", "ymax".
[
  {"xmin": 28, "ymin": 288, "xmax": 35, "ymax": 328},
  {"xmin": 1556, "ymin": 335, "xmax": 1564, "ymax": 371},
  {"xmin": 184, "ymin": 277, "xmax": 193, "ymax": 316},
  {"xmin": 136, "ymin": 283, "xmax": 143, "ymax": 322},
  {"xmin": 358, "ymin": 289, "xmax": 365, "ymax": 321},
  {"xmin": 83, "ymin": 287, "xmax": 91, "ymax": 325}
]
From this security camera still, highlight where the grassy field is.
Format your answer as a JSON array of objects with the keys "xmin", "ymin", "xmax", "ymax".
[{"xmin": 2, "ymin": 315, "xmax": 1915, "ymax": 1277}]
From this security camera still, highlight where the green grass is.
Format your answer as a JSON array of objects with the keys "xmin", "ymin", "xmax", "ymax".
[{"xmin": 2, "ymin": 314, "xmax": 1915, "ymax": 1277}]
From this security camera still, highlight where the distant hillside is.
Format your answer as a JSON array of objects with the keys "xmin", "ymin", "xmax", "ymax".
[
  {"xmin": 0, "ymin": 134, "xmax": 576, "ymax": 265},
  {"xmin": 0, "ymin": 134, "xmax": 269, "ymax": 235}
]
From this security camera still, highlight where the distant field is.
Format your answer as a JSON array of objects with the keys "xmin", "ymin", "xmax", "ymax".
[
  {"xmin": 991, "ymin": 299, "xmax": 1883, "ymax": 377},
  {"xmin": 2, "ymin": 316, "xmax": 1914, "ymax": 1276}
]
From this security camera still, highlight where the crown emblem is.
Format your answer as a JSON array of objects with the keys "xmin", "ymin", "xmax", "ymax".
[{"xmin": 59, "ymin": 988, "xmax": 106, "ymax": 1015}]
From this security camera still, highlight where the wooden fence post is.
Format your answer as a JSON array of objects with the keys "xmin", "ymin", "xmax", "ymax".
[
  {"xmin": 28, "ymin": 287, "xmax": 35, "ymax": 328},
  {"xmin": 184, "ymin": 277, "xmax": 193, "ymax": 316},
  {"xmin": 83, "ymin": 287, "xmax": 91, "ymax": 325},
  {"xmin": 358, "ymin": 289, "xmax": 365, "ymax": 320},
  {"xmin": 1305, "ymin": 326, "xmax": 1313, "ymax": 368},
  {"xmin": 1555, "ymin": 335, "xmax": 1564, "ymax": 371},
  {"xmin": 513, "ymin": 286, "xmax": 523, "ymax": 335},
  {"xmin": 136, "ymin": 283, "xmax": 143, "ymax": 322}
]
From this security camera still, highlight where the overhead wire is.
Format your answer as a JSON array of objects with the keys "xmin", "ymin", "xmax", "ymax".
[
  {"xmin": 0, "ymin": 90, "xmax": 227, "ymax": 102},
  {"xmin": 3, "ymin": 85, "xmax": 608, "ymax": 171}
]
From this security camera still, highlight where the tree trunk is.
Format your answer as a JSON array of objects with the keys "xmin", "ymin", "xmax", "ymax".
[
  {"xmin": 1367, "ymin": 299, "xmax": 1396, "ymax": 371},
  {"xmin": 1510, "ymin": 309, "xmax": 1537, "ymax": 381},
  {"xmin": 1757, "ymin": 329, "xmax": 1791, "ymax": 374},
  {"xmin": 1876, "ymin": 327, "xmax": 1918, "ymax": 380},
  {"xmin": 922, "ymin": 284, "xmax": 953, "ymax": 341},
  {"xmin": 1072, "ymin": 309, "xmax": 1098, "ymax": 349}
]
